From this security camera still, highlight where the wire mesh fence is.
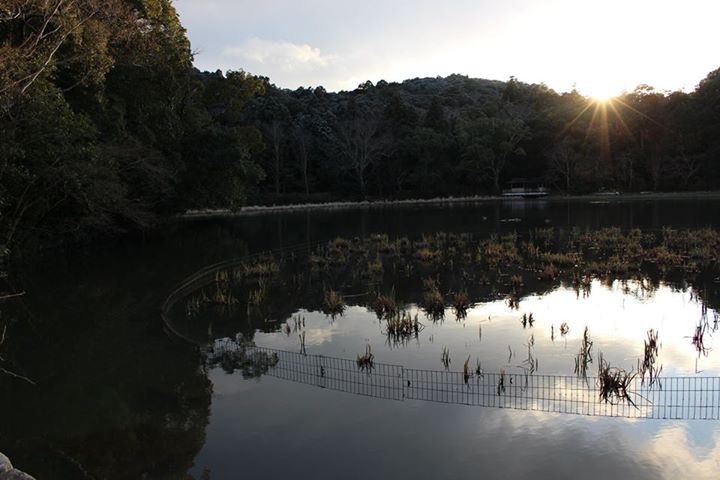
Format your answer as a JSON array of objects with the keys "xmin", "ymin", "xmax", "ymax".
[
  {"xmin": 256, "ymin": 347, "xmax": 404, "ymax": 401},
  {"xmin": 247, "ymin": 346, "xmax": 720, "ymax": 420}
]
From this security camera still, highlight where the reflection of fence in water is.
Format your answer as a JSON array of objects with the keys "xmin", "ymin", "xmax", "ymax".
[
  {"xmin": 248, "ymin": 346, "xmax": 720, "ymax": 420},
  {"xmin": 255, "ymin": 347, "xmax": 404, "ymax": 401}
]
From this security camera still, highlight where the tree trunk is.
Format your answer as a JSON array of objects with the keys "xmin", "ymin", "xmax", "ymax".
[{"xmin": 272, "ymin": 122, "xmax": 281, "ymax": 195}]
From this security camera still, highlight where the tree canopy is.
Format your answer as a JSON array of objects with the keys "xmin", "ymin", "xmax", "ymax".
[{"xmin": 2, "ymin": 0, "xmax": 720, "ymax": 256}]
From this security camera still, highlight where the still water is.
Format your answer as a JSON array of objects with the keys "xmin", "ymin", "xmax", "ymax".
[{"xmin": 2, "ymin": 198, "xmax": 720, "ymax": 479}]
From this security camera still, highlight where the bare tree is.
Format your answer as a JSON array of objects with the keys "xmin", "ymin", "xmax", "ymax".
[
  {"xmin": 269, "ymin": 120, "xmax": 283, "ymax": 195},
  {"xmin": 335, "ymin": 117, "xmax": 388, "ymax": 198},
  {"xmin": 293, "ymin": 123, "xmax": 311, "ymax": 196},
  {"xmin": 548, "ymin": 137, "xmax": 582, "ymax": 192}
]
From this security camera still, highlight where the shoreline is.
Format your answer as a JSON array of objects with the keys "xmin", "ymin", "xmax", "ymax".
[{"xmin": 179, "ymin": 191, "xmax": 720, "ymax": 219}]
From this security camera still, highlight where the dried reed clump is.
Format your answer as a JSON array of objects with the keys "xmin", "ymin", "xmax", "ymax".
[
  {"xmin": 520, "ymin": 313, "xmax": 535, "ymax": 329},
  {"xmin": 638, "ymin": 329, "xmax": 662, "ymax": 387},
  {"xmin": 323, "ymin": 289, "xmax": 346, "ymax": 317},
  {"xmin": 452, "ymin": 290, "xmax": 470, "ymax": 320},
  {"xmin": 422, "ymin": 278, "xmax": 445, "ymax": 320},
  {"xmin": 356, "ymin": 345, "xmax": 375, "ymax": 372},
  {"xmin": 384, "ymin": 310, "xmax": 422, "ymax": 345},
  {"xmin": 559, "ymin": 322, "xmax": 570, "ymax": 336},
  {"xmin": 597, "ymin": 353, "xmax": 637, "ymax": 406},
  {"xmin": 372, "ymin": 292, "xmax": 397, "ymax": 319}
]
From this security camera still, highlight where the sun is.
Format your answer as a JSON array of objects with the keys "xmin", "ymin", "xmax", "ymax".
[{"xmin": 580, "ymin": 78, "xmax": 623, "ymax": 101}]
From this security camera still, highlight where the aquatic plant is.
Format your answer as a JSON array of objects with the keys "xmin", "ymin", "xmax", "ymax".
[
  {"xmin": 292, "ymin": 314, "xmax": 306, "ymax": 331},
  {"xmin": 638, "ymin": 329, "xmax": 662, "ymax": 387},
  {"xmin": 520, "ymin": 313, "xmax": 535, "ymax": 329},
  {"xmin": 323, "ymin": 289, "xmax": 346, "ymax": 317},
  {"xmin": 367, "ymin": 255, "xmax": 384, "ymax": 278},
  {"xmin": 248, "ymin": 278, "xmax": 267, "ymax": 305},
  {"xmin": 239, "ymin": 258, "xmax": 280, "ymax": 278},
  {"xmin": 497, "ymin": 370, "xmax": 506, "ymax": 395},
  {"xmin": 559, "ymin": 322, "xmax": 569, "ymax": 336},
  {"xmin": 299, "ymin": 330, "xmax": 306, "ymax": 355},
  {"xmin": 215, "ymin": 269, "xmax": 230, "ymax": 285},
  {"xmin": 422, "ymin": 278, "xmax": 445, "ymax": 320},
  {"xmin": 574, "ymin": 327, "xmax": 593, "ymax": 378},
  {"xmin": 463, "ymin": 356, "xmax": 471, "ymax": 384},
  {"xmin": 441, "ymin": 346, "xmax": 451, "ymax": 370},
  {"xmin": 356, "ymin": 345, "xmax": 375, "ymax": 372},
  {"xmin": 538, "ymin": 263, "xmax": 560, "ymax": 281},
  {"xmin": 475, "ymin": 359, "xmax": 483, "ymax": 377},
  {"xmin": 186, "ymin": 290, "xmax": 210, "ymax": 315},
  {"xmin": 520, "ymin": 337, "xmax": 538, "ymax": 374},
  {"xmin": 452, "ymin": 290, "xmax": 470, "ymax": 320},
  {"xmin": 597, "ymin": 353, "xmax": 637, "ymax": 406},
  {"xmin": 384, "ymin": 310, "xmax": 422, "ymax": 344},
  {"xmin": 415, "ymin": 247, "xmax": 440, "ymax": 264},
  {"xmin": 372, "ymin": 292, "xmax": 397, "ymax": 319},
  {"xmin": 691, "ymin": 322, "xmax": 710, "ymax": 357},
  {"xmin": 506, "ymin": 295, "xmax": 520, "ymax": 310}
]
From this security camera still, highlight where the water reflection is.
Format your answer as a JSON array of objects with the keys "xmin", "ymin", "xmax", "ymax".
[
  {"xmin": 164, "ymin": 230, "xmax": 720, "ymax": 379},
  {"xmin": 193, "ymin": 366, "xmax": 720, "ymax": 479},
  {"xmin": 0, "ymin": 263, "xmax": 213, "ymax": 480},
  {"xmin": 204, "ymin": 340, "xmax": 720, "ymax": 420}
]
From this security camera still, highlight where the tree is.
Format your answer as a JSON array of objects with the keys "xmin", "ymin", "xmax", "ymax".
[
  {"xmin": 293, "ymin": 116, "xmax": 312, "ymax": 196},
  {"xmin": 548, "ymin": 136, "xmax": 583, "ymax": 192},
  {"xmin": 461, "ymin": 116, "xmax": 530, "ymax": 193},
  {"xmin": 335, "ymin": 116, "xmax": 389, "ymax": 197}
]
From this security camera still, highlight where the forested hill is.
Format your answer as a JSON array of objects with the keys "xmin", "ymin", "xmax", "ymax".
[
  {"xmin": 241, "ymin": 72, "xmax": 720, "ymax": 202},
  {"xmin": 1, "ymin": 1, "xmax": 720, "ymax": 255}
]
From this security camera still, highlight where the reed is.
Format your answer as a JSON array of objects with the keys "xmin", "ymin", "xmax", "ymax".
[
  {"xmin": 452, "ymin": 290, "xmax": 470, "ymax": 320},
  {"xmin": 597, "ymin": 353, "xmax": 637, "ymax": 406},
  {"xmin": 559, "ymin": 322, "xmax": 570, "ymax": 336},
  {"xmin": 638, "ymin": 329, "xmax": 662, "ymax": 387},
  {"xmin": 463, "ymin": 356, "xmax": 471, "ymax": 384},
  {"xmin": 441, "ymin": 346, "xmax": 451, "ymax": 370},
  {"xmin": 384, "ymin": 310, "xmax": 422, "ymax": 346},
  {"xmin": 248, "ymin": 278, "xmax": 267, "ymax": 305},
  {"xmin": 372, "ymin": 291, "xmax": 397, "ymax": 319},
  {"xmin": 497, "ymin": 370, "xmax": 506, "ymax": 395},
  {"xmin": 323, "ymin": 289, "xmax": 346, "ymax": 317},
  {"xmin": 356, "ymin": 345, "xmax": 375, "ymax": 372},
  {"xmin": 574, "ymin": 327, "xmax": 593, "ymax": 378},
  {"xmin": 422, "ymin": 278, "xmax": 445, "ymax": 320}
]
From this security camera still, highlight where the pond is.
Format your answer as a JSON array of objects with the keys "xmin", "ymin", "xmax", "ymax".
[{"xmin": 2, "ymin": 197, "xmax": 720, "ymax": 479}]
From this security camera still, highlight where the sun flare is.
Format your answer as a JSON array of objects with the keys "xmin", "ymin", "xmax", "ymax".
[{"xmin": 581, "ymin": 81, "xmax": 621, "ymax": 101}]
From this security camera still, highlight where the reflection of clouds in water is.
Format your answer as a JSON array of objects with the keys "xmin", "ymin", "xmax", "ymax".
[
  {"xmin": 467, "ymin": 280, "xmax": 718, "ymax": 375},
  {"xmin": 504, "ymin": 412, "xmax": 720, "ymax": 479},
  {"xmin": 250, "ymin": 280, "xmax": 718, "ymax": 375},
  {"xmin": 639, "ymin": 423, "xmax": 720, "ymax": 477},
  {"xmin": 196, "ymin": 371, "xmax": 720, "ymax": 480}
]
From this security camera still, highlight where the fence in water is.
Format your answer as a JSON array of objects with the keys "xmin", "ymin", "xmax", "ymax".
[{"xmin": 240, "ymin": 346, "xmax": 720, "ymax": 420}]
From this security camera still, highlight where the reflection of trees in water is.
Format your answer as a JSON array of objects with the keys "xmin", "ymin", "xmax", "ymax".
[
  {"xmin": 1, "ymin": 276, "xmax": 212, "ymax": 480},
  {"xmin": 169, "ymin": 229, "xmax": 720, "ymax": 348},
  {"xmin": 206, "ymin": 335, "xmax": 279, "ymax": 377}
]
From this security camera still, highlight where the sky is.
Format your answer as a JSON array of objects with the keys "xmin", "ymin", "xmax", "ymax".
[{"xmin": 174, "ymin": 0, "xmax": 720, "ymax": 98}]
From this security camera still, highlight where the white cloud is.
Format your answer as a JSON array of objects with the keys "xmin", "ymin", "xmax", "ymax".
[
  {"xmin": 222, "ymin": 38, "xmax": 333, "ymax": 72},
  {"xmin": 177, "ymin": 0, "xmax": 720, "ymax": 94}
]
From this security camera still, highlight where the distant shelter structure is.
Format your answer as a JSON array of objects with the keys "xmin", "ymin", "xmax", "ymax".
[{"xmin": 502, "ymin": 178, "xmax": 549, "ymax": 198}]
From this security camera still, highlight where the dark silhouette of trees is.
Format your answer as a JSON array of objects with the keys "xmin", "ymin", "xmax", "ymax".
[{"xmin": 2, "ymin": 0, "xmax": 720, "ymax": 256}]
